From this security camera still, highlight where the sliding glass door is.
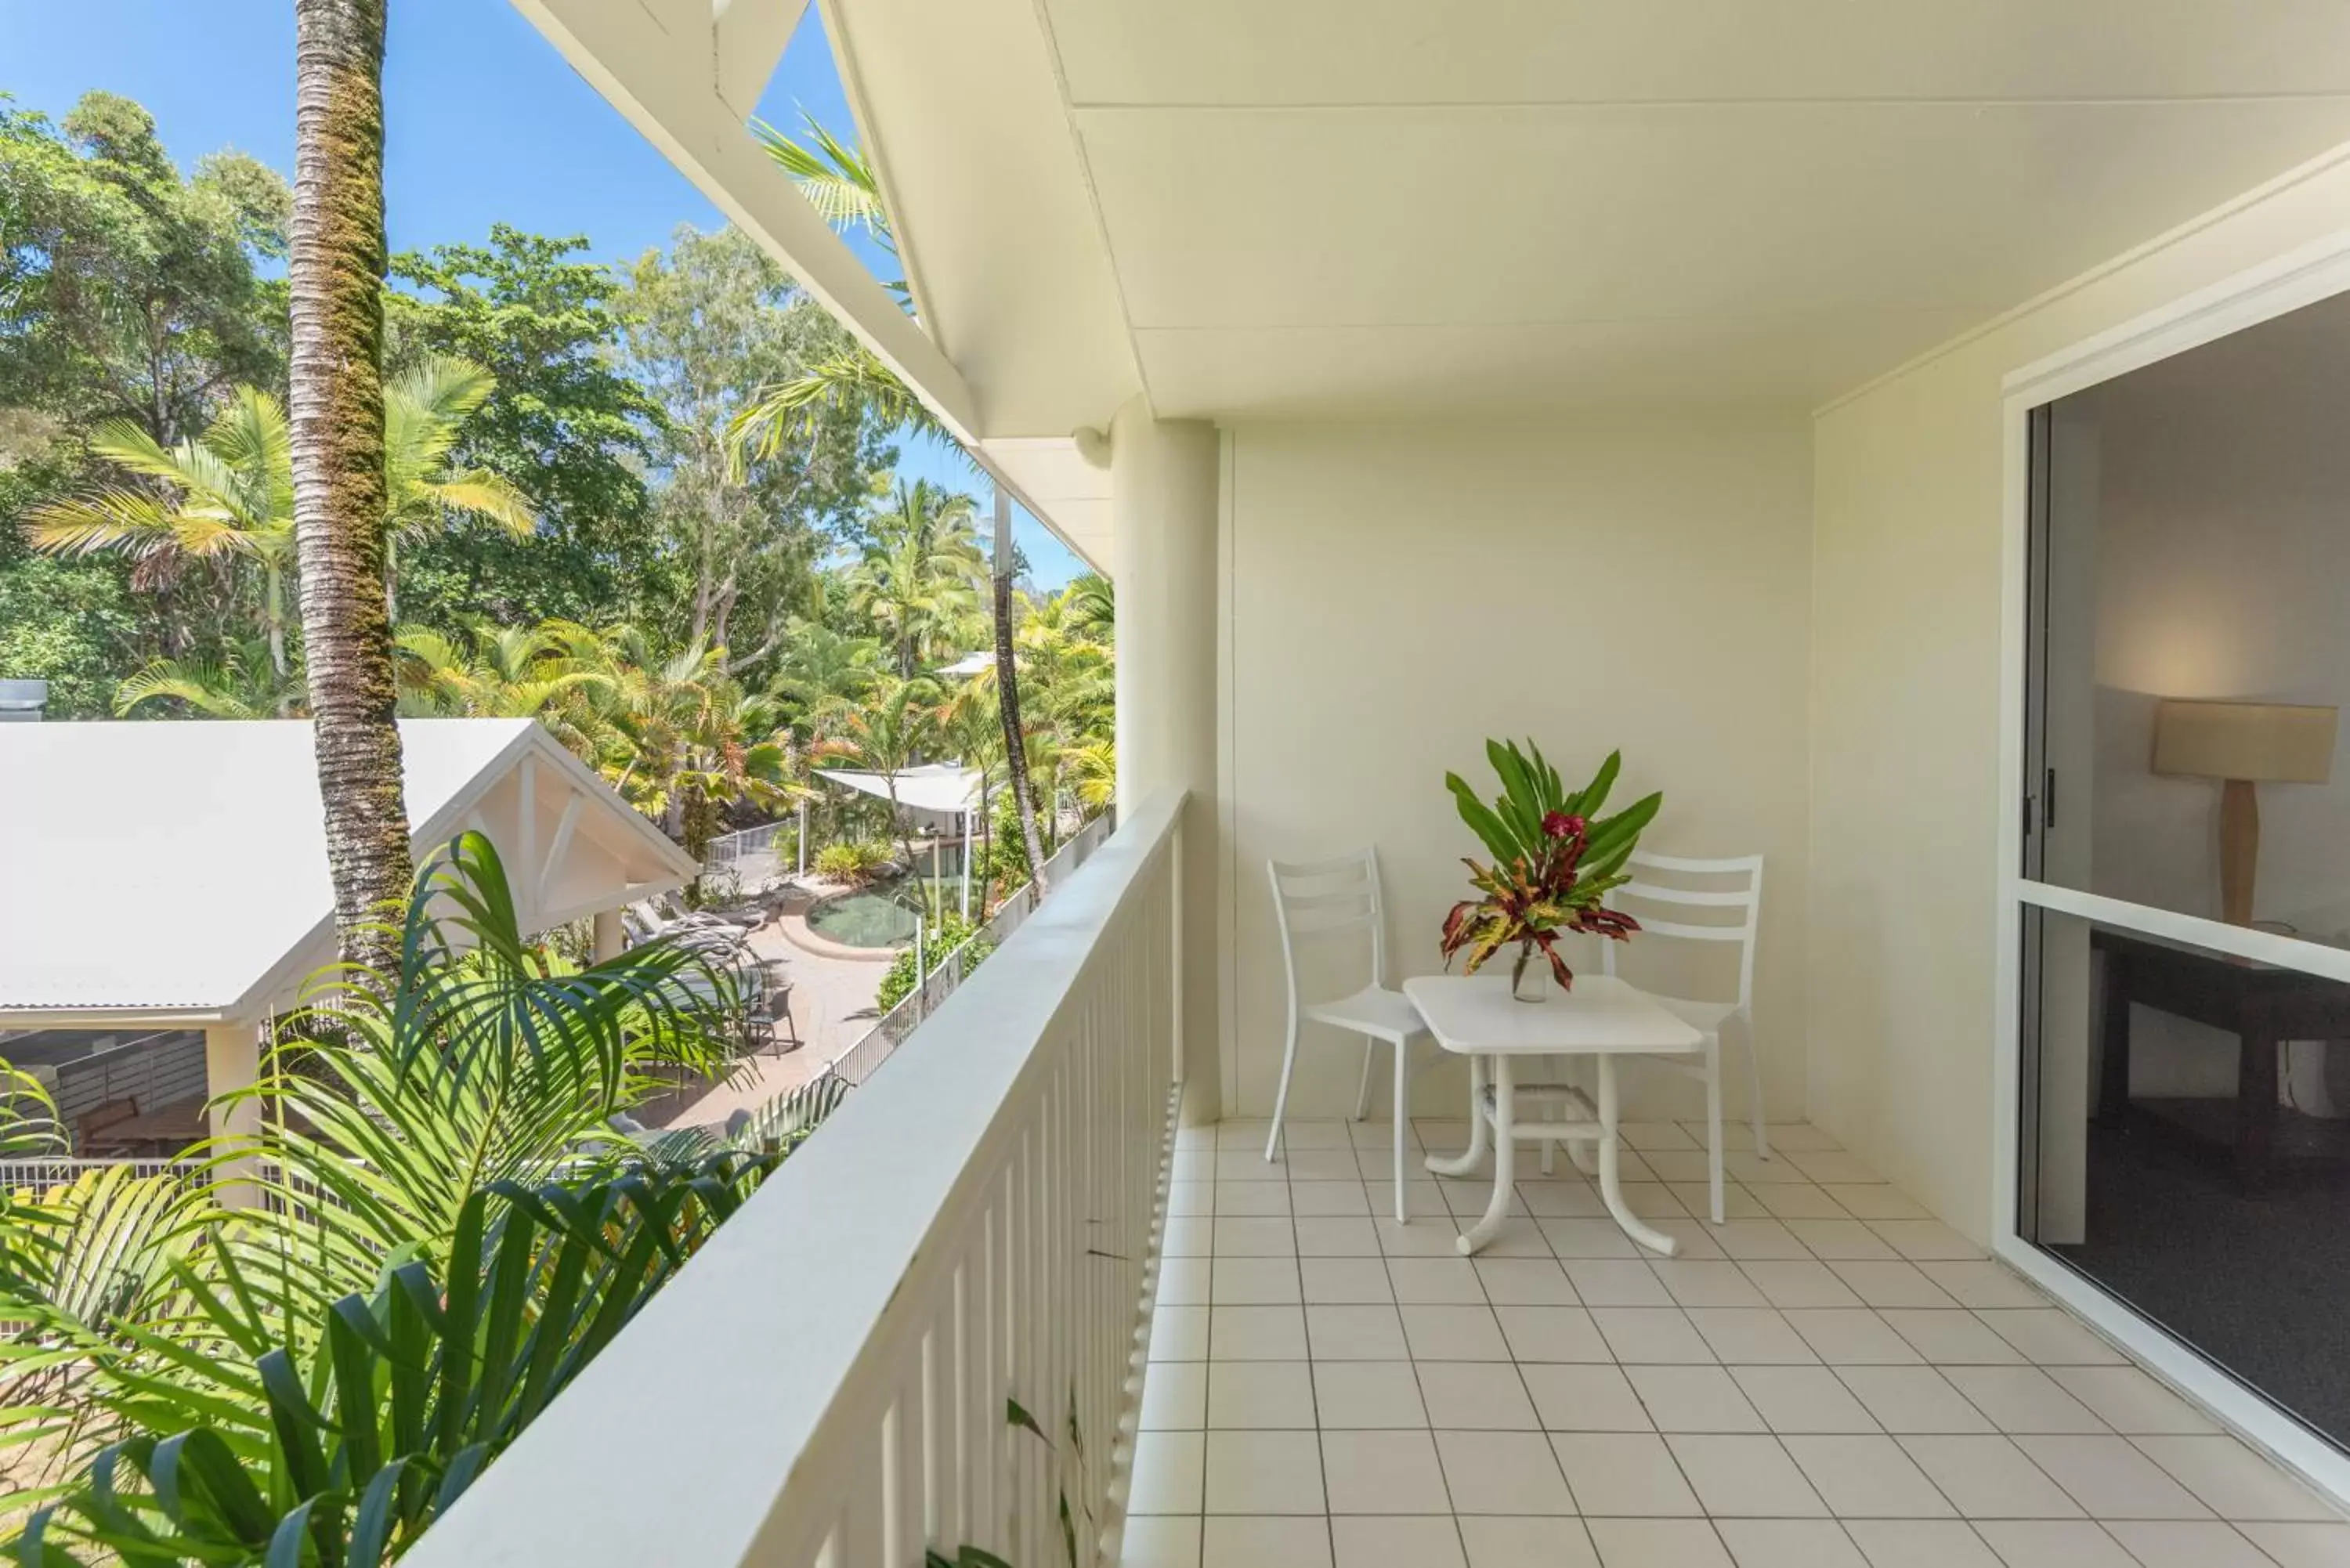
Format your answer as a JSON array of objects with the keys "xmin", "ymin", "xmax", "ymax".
[{"xmin": 2014, "ymin": 287, "xmax": 2350, "ymax": 1450}]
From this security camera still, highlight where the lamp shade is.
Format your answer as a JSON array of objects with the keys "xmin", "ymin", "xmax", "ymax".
[{"xmin": 2152, "ymin": 699, "xmax": 2338, "ymax": 784}]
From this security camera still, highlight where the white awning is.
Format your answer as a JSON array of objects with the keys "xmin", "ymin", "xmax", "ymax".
[
  {"xmin": 0, "ymin": 718, "xmax": 698, "ymax": 1025},
  {"xmin": 814, "ymin": 762, "xmax": 983, "ymax": 816},
  {"xmin": 937, "ymin": 650, "xmax": 994, "ymax": 678}
]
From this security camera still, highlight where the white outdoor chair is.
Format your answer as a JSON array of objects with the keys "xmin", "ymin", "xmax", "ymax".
[
  {"xmin": 1600, "ymin": 850, "xmax": 1768, "ymax": 1225},
  {"xmin": 1266, "ymin": 847, "xmax": 1431, "ymax": 1222}
]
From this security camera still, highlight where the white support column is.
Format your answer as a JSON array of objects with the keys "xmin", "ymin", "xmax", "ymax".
[
  {"xmin": 592, "ymin": 908, "xmax": 626, "ymax": 963},
  {"xmin": 204, "ymin": 1019, "xmax": 262, "ymax": 1207},
  {"xmin": 1109, "ymin": 396, "xmax": 1221, "ymax": 1124}
]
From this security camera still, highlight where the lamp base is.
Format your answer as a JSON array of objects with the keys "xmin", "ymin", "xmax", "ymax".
[{"xmin": 2220, "ymin": 777, "xmax": 2258, "ymax": 927}]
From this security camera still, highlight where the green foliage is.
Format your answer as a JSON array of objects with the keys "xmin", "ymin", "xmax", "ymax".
[
  {"xmin": 812, "ymin": 839, "xmax": 893, "ymax": 887},
  {"xmin": 0, "ymin": 547, "xmax": 138, "ymax": 719},
  {"xmin": 875, "ymin": 912, "xmax": 992, "ymax": 1012}
]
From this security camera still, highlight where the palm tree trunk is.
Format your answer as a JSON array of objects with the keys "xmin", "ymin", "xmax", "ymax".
[
  {"xmin": 290, "ymin": 0, "xmax": 410, "ymax": 974},
  {"xmin": 992, "ymin": 488, "xmax": 1050, "ymax": 895},
  {"xmin": 263, "ymin": 560, "xmax": 288, "ymax": 682}
]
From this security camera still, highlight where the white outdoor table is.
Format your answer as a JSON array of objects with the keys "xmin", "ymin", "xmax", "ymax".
[{"xmin": 1404, "ymin": 973, "xmax": 1703, "ymax": 1257}]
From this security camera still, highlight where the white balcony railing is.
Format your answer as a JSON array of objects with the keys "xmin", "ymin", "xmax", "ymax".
[{"xmin": 409, "ymin": 790, "xmax": 1187, "ymax": 1568}]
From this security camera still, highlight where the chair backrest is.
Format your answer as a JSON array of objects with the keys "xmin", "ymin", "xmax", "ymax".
[
  {"xmin": 1267, "ymin": 847, "xmax": 1389, "ymax": 1010},
  {"xmin": 1600, "ymin": 850, "xmax": 1763, "ymax": 1012},
  {"xmin": 78, "ymin": 1097, "xmax": 139, "ymax": 1152}
]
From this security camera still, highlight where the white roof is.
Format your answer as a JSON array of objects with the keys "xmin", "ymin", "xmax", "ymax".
[
  {"xmin": 0, "ymin": 719, "xmax": 698, "ymax": 1024},
  {"xmin": 815, "ymin": 761, "xmax": 982, "ymax": 815},
  {"xmin": 937, "ymin": 650, "xmax": 995, "ymax": 678}
]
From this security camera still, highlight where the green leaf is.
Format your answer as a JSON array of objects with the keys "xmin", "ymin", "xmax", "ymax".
[{"xmin": 1445, "ymin": 772, "xmax": 1518, "ymax": 863}]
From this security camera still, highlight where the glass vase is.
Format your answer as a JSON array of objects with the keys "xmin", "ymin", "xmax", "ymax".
[{"xmin": 1510, "ymin": 942, "xmax": 1549, "ymax": 1003}]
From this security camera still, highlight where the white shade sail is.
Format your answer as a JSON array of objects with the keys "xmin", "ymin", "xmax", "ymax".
[{"xmin": 814, "ymin": 762, "xmax": 983, "ymax": 815}]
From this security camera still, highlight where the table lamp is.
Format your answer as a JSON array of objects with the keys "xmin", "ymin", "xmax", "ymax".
[{"xmin": 2153, "ymin": 699, "xmax": 2338, "ymax": 925}]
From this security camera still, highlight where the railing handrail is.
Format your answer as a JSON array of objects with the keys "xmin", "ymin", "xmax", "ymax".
[{"xmin": 408, "ymin": 790, "xmax": 1186, "ymax": 1567}]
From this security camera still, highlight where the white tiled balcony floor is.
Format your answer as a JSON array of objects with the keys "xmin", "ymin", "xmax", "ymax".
[{"xmin": 1123, "ymin": 1116, "xmax": 2350, "ymax": 1568}]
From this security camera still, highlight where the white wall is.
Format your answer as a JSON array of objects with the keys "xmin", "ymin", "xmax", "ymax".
[
  {"xmin": 1808, "ymin": 146, "xmax": 2350, "ymax": 1239},
  {"xmin": 1220, "ymin": 421, "xmax": 1813, "ymax": 1124}
]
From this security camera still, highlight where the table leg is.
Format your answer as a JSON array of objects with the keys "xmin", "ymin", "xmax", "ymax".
[
  {"xmin": 1567, "ymin": 1054, "xmax": 1599, "ymax": 1176},
  {"xmin": 1426, "ymin": 1052, "xmax": 1488, "ymax": 1177},
  {"xmin": 1596, "ymin": 1056, "xmax": 1678, "ymax": 1257},
  {"xmin": 1459, "ymin": 1053, "xmax": 1516, "ymax": 1255}
]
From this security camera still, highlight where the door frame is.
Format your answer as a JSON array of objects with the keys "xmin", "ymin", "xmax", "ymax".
[{"xmin": 1992, "ymin": 223, "xmax": 2350, "ymax": 1504}]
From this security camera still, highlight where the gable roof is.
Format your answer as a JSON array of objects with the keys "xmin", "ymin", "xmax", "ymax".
[{"xmin": 0, "ymin": 719, "xmax": 697, "ymax": 1024}]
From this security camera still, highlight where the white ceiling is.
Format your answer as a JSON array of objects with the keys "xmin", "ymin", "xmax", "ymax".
[{"xmin": 822, "ymin": 0, "xmax": 2350, "ymax": 437}]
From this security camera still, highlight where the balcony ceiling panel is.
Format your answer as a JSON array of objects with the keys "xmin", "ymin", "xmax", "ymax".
[{"xmin": 1041, "ymin": 0, "xmax": 2350, "ymax": 107}]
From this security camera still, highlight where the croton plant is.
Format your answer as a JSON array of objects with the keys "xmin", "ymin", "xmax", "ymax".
[{"xmin": 1439, "ymin": 739, "xmax": 1663, "ymax": 991}]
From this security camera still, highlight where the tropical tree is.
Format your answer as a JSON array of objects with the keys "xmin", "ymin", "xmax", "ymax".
[
  {"xmin": 817, "ymin": 673, "xmax": 942, "ymax": 885},
  {"xmin": 23, "ymin": 387, "xmax": 299, "ymax": 679},
  {"xmin": 732, "ymin": 119, "xmax": 1056, "ymax": 898},
  {"xmin": 770, "ymin": 616, "xmax": 885, "ymax": 731},
  {"xmin": 289, "ymin": 0, "xmax": 408, "ymax": 971},
  {"xmin": 381, "ymin": 353, "xmax": 536, "ymax": 616},
  {"xmin": 390, "ymin": 620, "xmax": 609, "ymax": 753},
  {"xmin": 114, "ymin": 637, "xmax": 306, "ymax": 719},
  {"xmin": 847, "ymin": 479, "xmax": 984, "ymax": 677}
]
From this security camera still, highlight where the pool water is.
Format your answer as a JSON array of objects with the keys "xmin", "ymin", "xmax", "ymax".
[{"xmin": 805, "ymin": 877, "xmax": 958, "ymax": 948}]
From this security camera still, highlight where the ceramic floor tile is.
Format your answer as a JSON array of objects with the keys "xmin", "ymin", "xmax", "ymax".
[
  {"xmin": 1867, "ymin": 1222, "xmax": 1985, "ymax": 1263},
  {"xmin": 1741, "ymin": 1259, "xmax": 1867, "ymax": 1310},
  {"xmin": 1303, "ymin": 1256, "xmax": 1397, "ymax": 1304},
  {"xmin": 1549, "ymin": 1431, "xmax": 1703, "ymax": 1516},
  {"xmin": 1625, "ymin": 1364, "xmax": 1768, "ymax": 1433},
  {"xmin": 1715, "ymin": 1518, "xmax": 1870, "ymax": 1567},
  {"xmin": 1835, "ymin": 1367, "xmax": 1995, "ymax": 1435},
  {"xmin": 1402, "ymin": 1304, "xmax": 1513, "ymax": 1361},
  {"xmin": 1784, "ymin": 1310, "xmax": 1924, "ymax": 1365},
  {"xmin": 2236, "ymin": 1522, "xmax": 2350, "ymax": 1566},
  {"xmin": 1296, "ymin": 1181, "xmax": 1376, "ymax": 1217},
  {"xmin": 2041, "ymin": 1367, "xmax": 2215, "ymax": 1436},
  {"xmin": 1456, "ymin": 1515, "xmax": 1601, "ymax": 1568},
  {"xmin": 1670, "ymin": 1181, "xmax": 1772, "ymax": 1220},
  {"xmin": 1667, "ymin": 1433, "xmax": 1828, "ymax": 1516},
  {"xmin": 1521, "ymin": 1364, "xmax": 1655, "ymax": 1432},
  {"xmin": 1201, "ymin": 1516, "xmax": 1332, "ymax": 1566},
  {"xmin": 1684, "ymin": 1309, "xmax": 1821, "ymax": 1365},
  {"xmin": 1914, "ymin": 1263, "xmax": 2043, "ymax": 1310},
  {"xmin": 1159, "ymin": 1255, "xmax": 1211, "ymax": 1306},
  {"xmin": 1155, "ymin": 1305, "xmax": 1210, "ymax": 1360},
  {"xmin": 1495, "ymin": 1304, "xmax": 1612, "ymax": 1363},
  {"xmin": 1308, "ymin": 1304, "xmax": 1411, "ymax": 1360},
  {"xmin": 1543, "ymin": 1218, "xmax": 1647, "ymax": 1259},
  {"xmin": 1786, "ymin": 1219, "xmax": 1900, "ymax": 1261},
  {"xmin": 1755, "ymin": 1183, "xmax": 1856, "ymax": 1220},
  {"xmin": 1321, "ymin": 1429, "xmax": 1453, "ymax": 1516},
  {"xmin": 1520, "ymin": 1181, "xmax": 1610, "ymax": 1217},
  {"xmin": 1169, "ymin": 1181, "xmax": 1215, "ymax": 1217},
  {"xmin": 1417, "ymin": 1361, "xmax": 1541, "ymax": 1430},
  {"xmin": 1331, "ymin": 1514, "xmax": 1466, "ymax": 1568},
  {"xmin": 1219, "ymin": 1151, "xmax": 1282, "ymax": 1180},
  {"xmin": 1562, "ymin": 1260, "xmax": 1674, "ymax": 1307},
  {"xmin": 1624, "ymin": 1121, "xmax": 1701, "ymax": 1151},
  {"xmin": 1214, "ymin": 1255, "xmax": 1305, "ymax": 1305},
  {"xmin": 1781, "ymin": 1435, "xmax": 1956, "ymax": 1518},
  {"xmin": 1437, "ymin": 1429, "xmax": 1578, "ymax": 1515},
  {"xmin": 1654, "ymin": 1260, "xmax": 1771, "ymax": 1308},
  {"xmin": 1592, "ymin": 1306, "xmax": 1718, "ymax": 1364},
  {"xmin": 1936, "ymin": 1367, "xmax": 2103, "ymax": 1436},
  {"xmin": 1759, "ymin": 1124, "xmax": 1845, "ymax": 1153},
  {"xmin": 1379, "ymin": 1216, "xmax": 1473, "ymax": 1257},
  {"xmin": 1216, "ymin": 1217, "xmax": 1300, "ymax": 1257},
  {"xmin": 2100, "ymin": 1519, "xmax": 2276, "ymax": 1567},
  {"xmin": 1314, "ymin": 1360, "xmax": 1429, "ymax": 1428},
  {"xmin": 1878, "ymin": 1310, "xmax": 2026, "ymax": 1366},
  {"xmin": 1730, "ymin": 1152, "xmax": 1813, "ymax": 1186},
  {"xmin": 1209, "ymin": 1360, "xmax": 1318, "ymax": 1429},
  {"xmin": 1790, "ymin": 1151, "xmax": 1886, "ymax": 1185},
  {"xmin": 1643, "ymin": 1150, "xmax": 1717, "ymax": 1184},
  {"xmin": 1165, "ymin": 1217, "xmax": 1211, "ymax": 1257},
  {"xmin": 1583, "ymin": 1518, "xmax": 1736, "ymax": 1567},
  {"xmin": 1120, "ymin": 1514, "xmax": 1202, "ymax": 1568},
  {"xmin": 1969, "ymin": 1521, "xmax": 2135, "ymax": 1567},
  {"xmin": 1286, "ymin": 1149, "xmax": 1368, "ymax": 1181},
  {"xmin": 1829, "ymin": 1262, "xmax": 1961, "ymax": 1310},
  {"xmin": 1214, "ymin": 1304, "xmax": 1311, "ymax": 1360},
  {"xmin": 1896, "ymin": 1436, "xmax": 2082, "ymax": 1519},
  {"xmin": 1840, "ymin": 1519, "xmax": 2000, "ymax": 1566},
  {"xmin": 1144, "ymin": 1360, "xmax": 1209, "ymax": 1429},
  {"xmin": 1387, "ymin": 1257, "xmax": 1488, "ymax": 1304},
  {"xmin": 1296, "ymin": 1217, "xmax": 1383, "ymax": 1256},
  {"xmin": 1278, "ymin": 1122, "xmax": 1356, "ymax": 1151},
  {"xmin": 1476, "ymin": 1257, "xmax": 1580, "ymax": 1305},
  {"xmin": 2135, "ymin": 1435, "xmax": 2342, "ymax": 1521},
  {"xmin": 1825, "ymin": 1186, "xmax": 1932, "ymax": 1221},
  {"xmin": 1130, "ymin": 1429, "xmax": 1207, "ymax": 1513},
  {"xmin": 1650, "ymin": 1217, "xmax": 1731, "ymax": 1259},
  {"xmin": 1972, "ymin": 1310, "xmax": 2124, "ymax": 1367},
  {"xmin": 1220, "ymin": 1120, "xmax": 1275, "ymax": 1147},
  {"xmin": 1712, "ymin": 1219, "xmax": 1813, "ymax": 1261},
  {"xmin": 2006, "ymin": 1434, "xmax": 2208, "ymax": 1520},
  {"xmin": 1220, "ymin": 1182, "xmax": 1296, "ymax": 1216},
  {"xmin": 1205, "ymin": 1429, "xmax": 1326, "ymax": 1514},
  {"xmin": 1732, "ymin": 1364, "xmax": 1881, "ymax": 1434}
]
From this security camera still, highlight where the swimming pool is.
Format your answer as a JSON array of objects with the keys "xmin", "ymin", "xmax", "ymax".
[{"xmin": 804, "ymin": 876, "xmax": 956, "ymax": 948}]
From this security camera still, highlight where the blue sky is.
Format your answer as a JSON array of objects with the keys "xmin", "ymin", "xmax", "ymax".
[{"xmin": 0, "ymin": 0, "xmax": 1081, "ymax": 587}]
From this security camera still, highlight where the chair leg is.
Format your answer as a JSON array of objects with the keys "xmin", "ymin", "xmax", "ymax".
[
  {"xmin": 1354, "ymin": 1037, "xmax": 1377, "ymax": 1122},
  {"xmin": 1740, "ymin": 1017, "xmax": 1771, "ymax": 1162},
  {"xmin": 1392, "ymin": 1039, "xmax": 1408, "ymax": 1223},
  {"xmin": 1265, "ymin": 1015, "xmax": 1302, "ymax": 1165},
  {"xmin": 1706, "ymin": 1037, "xmax": 1726, "ymax": 1227}
]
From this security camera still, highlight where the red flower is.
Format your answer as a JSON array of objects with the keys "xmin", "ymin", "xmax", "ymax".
[{"xmin": 1541, "ymin": 811, "xmax": 1586, "ymax": 840}]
